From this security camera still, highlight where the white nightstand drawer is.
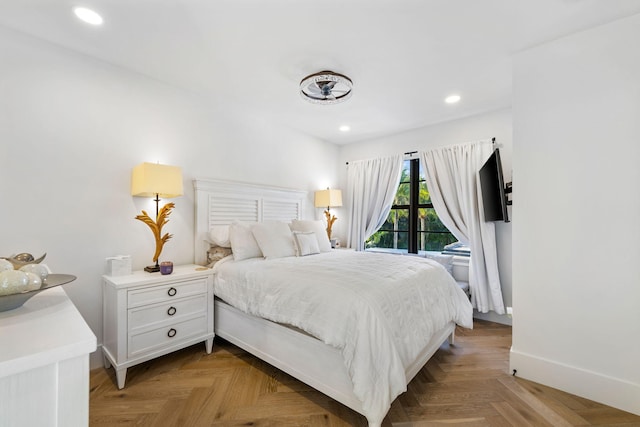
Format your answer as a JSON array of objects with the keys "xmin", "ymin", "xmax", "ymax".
[
  {"xmin": 127, "ymin": 278, "xmax": 207, "ymax": 308},
  {"xmin": 128, "ymin": 294, "xmax": 207, "ymax": 332},
  {"xmin": 128, "ymin": 315, "xmax": 207, "ymax": 358}
]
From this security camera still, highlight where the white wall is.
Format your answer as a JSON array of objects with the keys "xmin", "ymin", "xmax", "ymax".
[
  {"xmin": 511, "ymin": 14, "xmax": 640, "ymax": 415},
  {"xmin": 0, "ymin": 26, "xmax": 339, "ymax": 368},
  {"xmin": 336, "ymin": 109, "xmax": 513, "ymax": 325}
]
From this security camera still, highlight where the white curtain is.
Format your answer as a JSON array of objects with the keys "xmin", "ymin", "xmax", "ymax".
[
  {"xmin": 420, "ymin": 141, "xmax": 505, "ymax": 314},
  {"xmin": 347, "ymin": 155, "xmax": 403, "ymax": 251}
]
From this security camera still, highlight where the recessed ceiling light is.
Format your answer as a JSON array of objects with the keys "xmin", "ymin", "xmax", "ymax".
[
  {"xmin": 339, "ymin": 125, "xmax": 351, "ymax": 132},
  {"xmin": 73, "ymin": 7, "xmax": 104, "ymax": 26},
  {"xmin": 445, "ymin": 94, "xmax": 461, "ymax": 104}
]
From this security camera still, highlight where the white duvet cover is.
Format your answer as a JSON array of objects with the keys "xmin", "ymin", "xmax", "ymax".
[{"xmin": 213, "ymin": 250, "xmax": 473, "ymax": 423}]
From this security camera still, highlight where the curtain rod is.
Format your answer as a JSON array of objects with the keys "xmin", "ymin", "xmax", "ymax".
[
  {"xmin": 345, "ymin": 150, "xmax": 417, "ymax": 165},
  {"xmin": 345, "ymin": 139, "xmax": 495, "ymax": 165}
]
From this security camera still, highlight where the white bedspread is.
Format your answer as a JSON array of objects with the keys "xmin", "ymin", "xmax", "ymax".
[{"xmin": 213, "ymin": 250, "xmax": 473, "ymax": 423}]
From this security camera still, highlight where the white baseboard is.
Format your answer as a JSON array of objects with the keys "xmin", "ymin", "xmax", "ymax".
[
  {"xmin": 510, "ymin": 348, "xmax": 640, "ymax": 416},
  {"xmin": 473, "ymin": 310, "xmax": 512, "ymax": 326}
]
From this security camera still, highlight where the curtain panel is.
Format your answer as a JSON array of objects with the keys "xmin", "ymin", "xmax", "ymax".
[
  {"xmin": 346, "ymin": 155, "xmax": 403, "ymax": 251},
  {"xmin": 420, "ymin": 141, "xmax": 505, "ymax": 314}
]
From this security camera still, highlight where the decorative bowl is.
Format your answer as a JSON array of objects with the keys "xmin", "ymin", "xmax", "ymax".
[{"xmin": 0, "ymin": 274, "xmax": 76, "ymax": 312}]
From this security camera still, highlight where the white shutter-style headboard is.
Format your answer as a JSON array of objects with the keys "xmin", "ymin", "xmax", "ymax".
[{"xmin": 193, "ymin": 178, "xmax": 307, "ymax": 265}]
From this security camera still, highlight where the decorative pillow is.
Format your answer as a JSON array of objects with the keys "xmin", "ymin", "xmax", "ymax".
[
  {"xmin": 251, "ymin": 221, "xmax": 297, "ymax": 259},
  {"xmin": 293, "ymin": 231, "xmax": 320, "ymax": 256},
  {"xmin": 208, "ymin": 225, "xmax": 231, "ymax": 248},
  {"xmin": 425, "ymin": 253, "xmax": 454, "ymax": 275},
  {"xmin": 206, "ymin": 246, "xmax": 233, "ymax": 268},
  {"xmin": 289, "ymin": 220, "xmax": 332, "ymax": 252},
  {"xmin": 229, "ymin": 221, "xmax": 263, "ymax": 261}
]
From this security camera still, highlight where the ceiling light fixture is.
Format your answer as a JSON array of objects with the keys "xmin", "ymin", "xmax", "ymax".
[
  {"xmin": 73, "ymin": 7, "xmax": 104, "ymax": 26},
  {"xmin": 445, "ymin": 94, "xmax": 461, "ymax": 104},
  {"xmin": 300, "ymin": 71, "xmax": 353, "ymax": 105},
  {"xmin": 339, "ymin": 125, "xmax": 351, "ymax": 132}
]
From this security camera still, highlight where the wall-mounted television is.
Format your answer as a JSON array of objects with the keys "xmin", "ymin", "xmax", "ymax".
[{"xmin": 479, "ymin": 148, "xmax": 510, "ymax": 222}]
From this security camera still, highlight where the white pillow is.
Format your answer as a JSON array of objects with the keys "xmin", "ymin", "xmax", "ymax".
[
  {"xmin": 229, "ymin": 221, "xmax": 263, "ymax": 261},
  {"xmin": 251, "ymin": 221, "xmax": 297, "ymax": 259},
  {"xmin": 293, "ymin": 231, "xmax": 320, "ymax": 256},
  {"xmin": 289, "ymin": 220, "xmax": 332, "ymax": 252},
  {"xmin": 425, "ymin": 253, "xmax": 454, "ymax": 275},
  {"xmin": 208, "ymin": 225, "xmax": 231, "ymax": 248}
]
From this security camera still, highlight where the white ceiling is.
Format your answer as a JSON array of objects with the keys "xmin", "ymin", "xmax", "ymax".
[{"xmin": 1, "ymin": 0, "xmax": 640, "ymax": 145}]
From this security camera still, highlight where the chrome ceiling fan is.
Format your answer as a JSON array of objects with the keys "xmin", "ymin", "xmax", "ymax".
[{"xmin": 300, "ymin": 71, "xmax": 353, "ymax": 105}]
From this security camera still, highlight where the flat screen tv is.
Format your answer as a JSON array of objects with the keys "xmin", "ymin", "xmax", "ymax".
[{"xmin": 479, "ymin": 148, "xmax": 510, "ymax": 222}]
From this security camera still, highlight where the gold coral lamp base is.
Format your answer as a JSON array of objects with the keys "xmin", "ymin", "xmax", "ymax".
[
  {"xmin": 324, "ymin": 209, "xmax": 337, "ymax": 241},
  {"xmin": 135, "ymin": 198, "xmax": 175, "ymax": 274}
]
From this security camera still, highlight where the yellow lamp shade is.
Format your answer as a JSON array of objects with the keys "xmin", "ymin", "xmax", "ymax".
[
  {"xmin": 131, "ymin": 162, "xmax": 183, "ymax": 198},
  {"xmin": 314, "ymin": 188, "xmax": 342, "ymax": 208}
]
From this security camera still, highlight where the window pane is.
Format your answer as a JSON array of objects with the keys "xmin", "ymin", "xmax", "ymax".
[
  {"xmin": 396, "ymin": 232, "xmax": 408, "ymax": 250},
  {"xmin": 367, "ymin": 207, "xmax": 409, "ymax": 250},
  {"xmin": 366, "ymin": 230, "xmax": 409, "ymax": 250},
  {"xmin": 418, "ymin": 164, "xmax": 431, "ymax": 204},
  {"xmin": 418, "ymin": 232, "xmax": 458, "ymax": 251},
  {"xmin": 380, "ymin": 210, "xmax": 395, "ymax": 230},
  {"xmin": 379, "ymin": 208, "xmax": 409, "ymax": 231},
  {"xmin": 399, "ymin": 160, "xmax": 411, "ymax": 184},
  {"xmin": 418, "ymin": 208, "xmax": 448, "ymax": 232},
  {"xmin": 419, "ymin": 180, "xmax": 431, "ymax": 204},
  {"xmin": 395, "ymin": 208, "xmax": 409, "ymax": 231},
  {"xmin": 394, "ymin": 182, "xmax": 410, "ymax": 205},
  {"xmin": 366, "ymin": 230, "xmax": 395, "ymax": 249}
]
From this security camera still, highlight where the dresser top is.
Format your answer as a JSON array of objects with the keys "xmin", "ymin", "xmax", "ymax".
[{"xmin": 0, "ymin": 286, "xmax": 97, "ymax": 378}]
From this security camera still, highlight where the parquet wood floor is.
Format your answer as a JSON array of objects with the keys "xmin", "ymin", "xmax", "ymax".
[{"xmin": 90, "ymin": 320, "xmax": 640, "ymax": 426}]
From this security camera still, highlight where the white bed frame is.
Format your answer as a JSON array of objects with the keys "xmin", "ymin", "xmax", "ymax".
[{"xmin": 193, "ymin": 178, "xmax": 455, "ymax": 427}]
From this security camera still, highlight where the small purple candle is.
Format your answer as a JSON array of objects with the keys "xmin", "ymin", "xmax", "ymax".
[{"xmin": 160, "ymin": 261, "xmax": 173, "ymax": 275}]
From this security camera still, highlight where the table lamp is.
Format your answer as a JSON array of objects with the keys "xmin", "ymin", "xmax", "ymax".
[
  {"xmin": 314, "ymin": 188, "xmax": 342, "ymax": 242},
  {"xmin": 131, "ymin": 162, "xmax": 183, "ymax": 272}
]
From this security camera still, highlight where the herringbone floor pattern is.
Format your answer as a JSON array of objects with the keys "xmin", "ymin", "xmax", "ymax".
[{"xmin": 90, "ymin": 320, "xmax": 640, "ymax": 426}]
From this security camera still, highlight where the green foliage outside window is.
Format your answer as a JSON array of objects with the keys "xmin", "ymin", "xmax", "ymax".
[{"xmin": 366, "ymin": 160, "xmax": 457, "ymax": 252}]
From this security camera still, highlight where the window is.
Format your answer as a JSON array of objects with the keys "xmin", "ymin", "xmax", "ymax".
[{"xmin": 366, "ymin": 159, "xmax": 457, "ymax": 253}]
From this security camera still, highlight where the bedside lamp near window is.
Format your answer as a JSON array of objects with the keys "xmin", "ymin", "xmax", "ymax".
[
  {"xmin": 314, "ymin": 188, "xmax": 343, "ymax": 245},
  {"xmin": 131, "ymin": 162, "xmax": 183, "ymax": 272}
]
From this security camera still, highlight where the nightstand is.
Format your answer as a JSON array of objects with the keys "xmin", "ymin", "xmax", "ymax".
[{"xmin": 102, "ymin": 264, "xmax": 214, "ymax": 389}]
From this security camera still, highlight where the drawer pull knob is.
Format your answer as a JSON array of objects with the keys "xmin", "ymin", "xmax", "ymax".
[
  {"xmin": 167, "ymin": 306, "xmax": 177, "ymax": 316},
  {"xmin": 167, "ymin": 287, "xmax": 177, "ymax": 297},
  {"xmin": 167, "ymin": 328, "xmax": 177, "ymax": 338}
]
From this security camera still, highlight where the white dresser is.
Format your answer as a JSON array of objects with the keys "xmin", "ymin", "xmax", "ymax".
[
  {"xmin": 102, "ymin": 264, "xmax": 214, "ymax": 389},
  {"xmin": 0, "ymin": 287, "xmax": 97, "ymax": 427}
]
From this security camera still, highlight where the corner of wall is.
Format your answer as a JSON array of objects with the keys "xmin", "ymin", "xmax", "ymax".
[{"xmin": 90, "ymin": 345, "xmax": 104, "ymax": 370}]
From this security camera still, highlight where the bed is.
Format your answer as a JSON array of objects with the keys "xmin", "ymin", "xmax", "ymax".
[{"xmin": 194, "ymin": 178, "xmax": 473, "ymax": 427}]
